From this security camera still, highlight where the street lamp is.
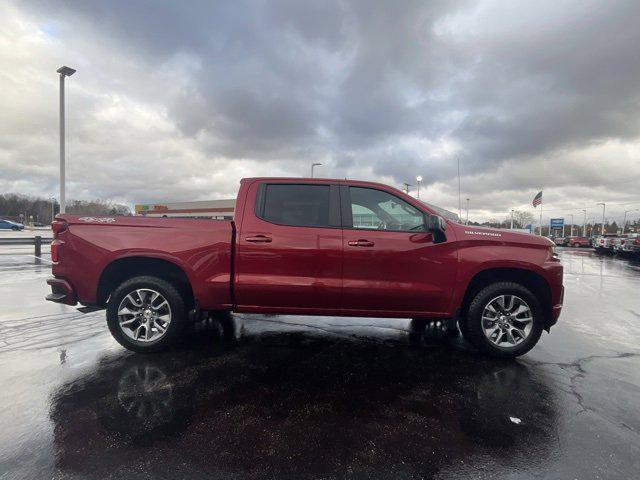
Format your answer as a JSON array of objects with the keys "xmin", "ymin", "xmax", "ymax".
[
  {"xmin": 310, "ymin": 162, "xmax": 322, "ymax": 178},
  {"xmin": 510, "ymin": 209, "xmax": 515, "ymax": 229},
  {"xmin": 416, "ymin": 176, "xmax": 422, "ymax": 199},
  {"xmin": 568, "ymin": 214, "xmax": 574, "ymax": 237},
  {"xmin": 597, "ymin": 202, "xmax": 606, "ymax": 235},
  {"xmin": 49, "ymin": 197, "xmax": 56, "ymax": 223},
  {"xmin": 622, "ymin": 209, "xmax": 639, "ymax": 234},
  {"xmin": 57, "ymin": 66, "xmax": 76, "ymax": 214},
  {"xmin": 582, "ymin": 209, "xmax": 587, "ymax": 237}
]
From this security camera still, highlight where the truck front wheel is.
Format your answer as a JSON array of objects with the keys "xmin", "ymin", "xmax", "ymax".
[
  {"xmin": 461, "ymin": 282, "xmax": 544, "ymax": 358},
  {"xmin": 106, "ymin": 275, "xmax": 187, "ymax": 353}
]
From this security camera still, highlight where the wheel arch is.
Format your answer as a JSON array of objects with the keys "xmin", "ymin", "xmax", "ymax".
[
  {"xmin": 97, "ymin": 256, "xmax": 195, "ymax": 309},
  {"xmin": 459, "ymin": 267, "xmax": 553, "ymax": 329}
]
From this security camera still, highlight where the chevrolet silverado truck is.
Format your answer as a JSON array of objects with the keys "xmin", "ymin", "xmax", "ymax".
[{"xmin": 46, "ymin": 177, "xmax": 564, "ymax": 358}]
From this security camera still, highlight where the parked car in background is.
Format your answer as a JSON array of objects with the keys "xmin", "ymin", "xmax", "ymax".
[
  {"xmin": 612, "ymin": 236, "xmax": 627, "ymax": 255},
  {"xmin": 594, "ymin": 234, "xmax": 618, "ymax": 254},
  {"xmin": 553, "ymin": 237, "xmax": 568, "ymax": 246},
  {"xmin": 0, "ymin": 219, "xmax": 25, "ymax": 231},
  {"xmin": 568, "ymin": 237, "xmax": 590, "ymax": 248},
  {"xmin": 618, "ymin": 234, "xmax": 640, "ymax": 257},
  {"xmin": 593, "ymin": 235, "xmax": 605, "ymax": 252}
]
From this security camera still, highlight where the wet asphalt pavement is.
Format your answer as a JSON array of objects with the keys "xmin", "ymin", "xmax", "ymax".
[{"xmin": 0, "ymin": 246, "xmax": 639, "ymax": 479}]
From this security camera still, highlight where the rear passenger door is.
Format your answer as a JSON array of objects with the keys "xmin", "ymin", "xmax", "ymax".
[{"xmin": 235, "ymin": 182, "xmax": 343, "ymax": 312}]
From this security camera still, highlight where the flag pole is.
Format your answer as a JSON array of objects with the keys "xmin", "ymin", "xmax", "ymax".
[{"xmin": 539, "ymin": 189, "xmax": 543, "ymax": 235}]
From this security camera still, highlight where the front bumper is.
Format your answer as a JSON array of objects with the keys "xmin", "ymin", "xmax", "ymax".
[
  {"xmin": 548, "ymin": 285, "xmax": 564, "ymax": 327},
  {"xmin": 46, "ymin": 277, "xmax": 78, "ymax": 306}
]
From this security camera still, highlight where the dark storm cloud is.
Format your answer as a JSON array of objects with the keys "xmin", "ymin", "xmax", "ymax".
[
  {"xmin": 452, "ymin": 1, "xmax": 640, "ymax": 164},
  {"xmin": 26, "ymin": 0, "xmax": 640, "ymax": 161},
  {"xmin": 3, "ymin": 0, "xmax": 640, "ymax": 220},
  {"xmin": 20, "ymin": 0, "xmax": 468, "ymax": 162}
]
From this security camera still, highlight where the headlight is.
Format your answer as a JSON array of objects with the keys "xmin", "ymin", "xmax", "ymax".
[{"xmin": 551, "ymin": 246, "xmax": 560, "ymax": 261}]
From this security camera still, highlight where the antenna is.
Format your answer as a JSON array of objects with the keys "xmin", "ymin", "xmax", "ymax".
[{"xmin": 457, "ymin": 157, "xmax": 462, "ymax": 220}]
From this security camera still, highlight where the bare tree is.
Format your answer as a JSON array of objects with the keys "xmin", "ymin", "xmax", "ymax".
[
  {"xmin": 506, "ymin": 210, "xmax": 534, "ymax": 229},
  {"xmin": 1, "ymin": 193, "xmax": 131, "ymax": 223}
]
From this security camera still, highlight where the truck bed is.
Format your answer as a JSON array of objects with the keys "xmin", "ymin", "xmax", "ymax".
[{"xmin": 51, "ymin": 216, "xmax": 234, "ymax": 309}]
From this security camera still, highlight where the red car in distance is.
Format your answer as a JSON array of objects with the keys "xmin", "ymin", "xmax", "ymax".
[{"xmin": 567, "ymin": 237, "xmax": 591, "ymax": 248}]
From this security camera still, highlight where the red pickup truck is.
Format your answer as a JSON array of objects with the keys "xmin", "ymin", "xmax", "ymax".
[{"xmin": 46, "ymin": 177, "xmax": 563, "ymax": 358}]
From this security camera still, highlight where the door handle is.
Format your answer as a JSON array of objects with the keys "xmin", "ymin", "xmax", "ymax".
[
  {"xmin": 348, "ymin": 239, "xmax": 375, "ymax": 247},
  {"xmin": 245, "ymin": 235, "xmax": 272, "ymax": 243}
]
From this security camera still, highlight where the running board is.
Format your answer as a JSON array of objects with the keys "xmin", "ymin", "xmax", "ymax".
[{"xmin": 77, "ymin": 305, "xmax": 105, "ymax": 314}]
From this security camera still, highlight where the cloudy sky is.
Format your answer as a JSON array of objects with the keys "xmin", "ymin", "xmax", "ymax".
[{"xmin": 1, "ymin": 0, "xmax": 640, "ymax": 224}]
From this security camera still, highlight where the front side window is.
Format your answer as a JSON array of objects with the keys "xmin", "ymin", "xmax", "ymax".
[
  {"xmin": 350, "ymin": 187, "xmax": 425, "ymax": 231},
  {"xmin": 260, "ymin": 184, "xmax": 331, "ymax": 227}
]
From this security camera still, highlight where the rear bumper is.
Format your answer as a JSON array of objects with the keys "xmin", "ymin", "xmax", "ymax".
[{"xmin": 46, "ymin": 277, "xmax": 78, "ymax": 306}]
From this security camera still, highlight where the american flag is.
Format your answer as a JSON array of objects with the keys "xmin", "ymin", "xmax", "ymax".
[{"xmin": 532, "ymin": 190, "xmax": 542, "ymax": 207}]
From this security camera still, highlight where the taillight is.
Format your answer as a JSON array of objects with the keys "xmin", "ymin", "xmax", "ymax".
[
  {"xmin": 635, "ymin": 238, "xmax": 640, "ymax": 245},
  {"xmin": 51, "ymin": 239, "xmax": 63, "ymax": 263},
  {"xmin": 51, "ymin": 219, "xmax": 68, "ymax": 237}
]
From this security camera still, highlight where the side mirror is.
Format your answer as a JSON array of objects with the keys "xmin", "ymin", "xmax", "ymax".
[{"xmin": 426, "ymin": 214, "xmax": 446, "ymax": 243}]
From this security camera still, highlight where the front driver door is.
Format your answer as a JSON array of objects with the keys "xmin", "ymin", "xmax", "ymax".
[{"xmin": 340, "ymin": 185, "xmax": 457, "ymax": 315}]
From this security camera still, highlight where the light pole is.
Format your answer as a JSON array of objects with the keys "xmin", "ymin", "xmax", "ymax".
[
  {"xmin": 310, "ymin": 162, "xmax": 322, "ymax": 178},
  {"xmin": 57, "ymin": 66, "xmax": 76, "ymax": 214},
  {"xmin": 49, "ymin": 197, "xmax": 56, "ymax": 223},
  {"xmin": 597, "ymin": 202, "xmax": 606, "ymax": 235},
  {"xmin": 465, "ymin": 198, "xmax": 470, "ymax": 225},
  {"xmin": 568, "ymin": 214, "xmax": 574, "ymax": 237},
  {"xmin": 582, "ymin": 209, "xmax": 587, "ymax": 236},
  {"xmin": 416, "ymin": 176, "xmax": 422, "ymax": 199},
  {"xmin": 622, "ymin": 209, "xmax": 639, "ymax": 234},
  {"xmin": 402, "ymin": 182, "xmax": 412, "ymax": 194},
  {"xmin": 510, "ymin": 209, "xmax": 515, "ymax": 229}
]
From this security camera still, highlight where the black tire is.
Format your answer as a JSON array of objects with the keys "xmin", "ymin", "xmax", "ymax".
[
  {"xmin": 461, "ymin": 282, "xmax": 544, "ymax": 358},
  {"xmin": 11, "ymin": 226, "xmax": 19, "ymax": 231},
  {"xmin": 106, "ymin": 275, "xmax": 187, "ymax": 353}
]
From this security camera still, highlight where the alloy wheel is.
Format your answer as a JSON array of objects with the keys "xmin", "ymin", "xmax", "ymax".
[
  {"xmin": 117, "ymin": 288, "xmax": 172, "ymax": 342},
  {"xmin": 481, "ymin": 294, "xmax": 533, "ymax": 348}
]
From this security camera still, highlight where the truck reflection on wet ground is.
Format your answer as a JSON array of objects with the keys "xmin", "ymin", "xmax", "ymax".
[
  {"xmin": 50, "ymin": 317, "xmax": 557, "ymax": 479},
  {"xmin": 2, "ymin": 246, "xmax": 640, "ymax": 479}
]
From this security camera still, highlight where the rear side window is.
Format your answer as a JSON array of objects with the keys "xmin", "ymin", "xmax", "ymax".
[{"xmin": 260, "ymin": 184, "xmax": 331, "ymax": 227}]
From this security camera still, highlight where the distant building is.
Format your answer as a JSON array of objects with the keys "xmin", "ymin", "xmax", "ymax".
[{"xmin": 135, "ymin": 199, "xmax": 235, "ymax": 219}]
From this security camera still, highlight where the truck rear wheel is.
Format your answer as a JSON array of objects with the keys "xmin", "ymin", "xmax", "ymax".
[
  {"xmin": 461, "ymin": 282, "xmax": 544, "ymax": 358},
  {"xmin": 106, "ymin": 275, "xmax": 187, "ymax": 353}
]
